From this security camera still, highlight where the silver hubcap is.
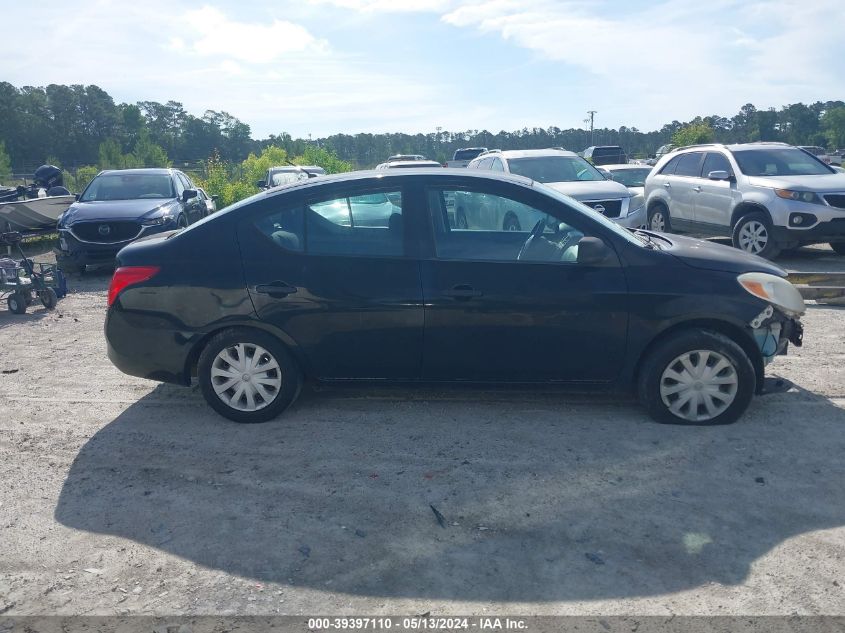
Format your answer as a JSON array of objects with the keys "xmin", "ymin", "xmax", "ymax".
[
  {"xmin": 650, "ymin": 211, "xmax": 665, "ymax": 231},
  {"xmin": 738, "ymin": 220, "xmax": 768, "ymax": 254},
  {"xmin": 211, "ymin": 343, "xmax": 282, "ymax": 412},
  {"xmin": 660, "ymin": 350, "xmax": 739, "ymax": 422}
]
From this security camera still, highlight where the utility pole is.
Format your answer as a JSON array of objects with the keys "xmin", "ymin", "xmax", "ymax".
[{"xmin": 587, "ymin": 110, "xmax": 597, "ymax": 146}]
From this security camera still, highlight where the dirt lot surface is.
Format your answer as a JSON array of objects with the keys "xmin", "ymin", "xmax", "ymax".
[{"xmin": 0, "ymin": 243, "xmax": 844, "ymax": 616}]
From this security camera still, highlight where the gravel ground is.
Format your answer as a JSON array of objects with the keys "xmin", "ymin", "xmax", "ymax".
[{"xmin": 0, "ymin": 242, "xmax": 843, "ymax": 616}]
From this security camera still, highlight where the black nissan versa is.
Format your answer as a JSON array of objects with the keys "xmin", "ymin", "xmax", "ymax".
[
  {"xmin": 105, "ymin": 169, "xmax": 806, "ymax": 425},
  {"xmin": 56, "ymin": 168, "xmax": 208, "ymax": 272}
]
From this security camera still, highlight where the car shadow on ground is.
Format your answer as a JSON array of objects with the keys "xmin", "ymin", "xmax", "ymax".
[{"xmin": 54, "ymin": 380, "xmax": 845, "ymax": 602}]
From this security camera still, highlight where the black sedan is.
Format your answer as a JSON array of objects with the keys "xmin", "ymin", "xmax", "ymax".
[
  {"xmin": 105, "ymin": 169, "xmax": 805, "ymax": 425},
  {"xmin": 56, "ymin": 168, "xmax": 208, "ymax": 273}
]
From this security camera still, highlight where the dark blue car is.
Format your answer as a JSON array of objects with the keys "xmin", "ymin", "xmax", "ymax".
[{"xmin": 55, "ymin": 168, "xmax": 208, "ymax": 272}]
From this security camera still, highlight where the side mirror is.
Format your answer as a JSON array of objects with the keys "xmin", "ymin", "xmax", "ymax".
[
  {"xmin": 256, "ymin": 180, "xmax": 266, "ymax": 189},
  {"xmin": 307, "ymin": 172, "xmax": 318, "ymax": 179},
  {"xmin": 577, "ymin": 236, "xmax": 612, "ymax": 265},
  {"xmin": 182, "ymin": 189, "xmax": 198, "ymax": 202},
  {"xmin": 708, "ymin": 170, "xmax": 731, "ymax": 181},
  {"xmin": 211, "ymin": 195, "xmax": 219, "ymax": 202},
  {"xmin": 74, "ymin": 193, "xmax": 80, "ymax": 201}
]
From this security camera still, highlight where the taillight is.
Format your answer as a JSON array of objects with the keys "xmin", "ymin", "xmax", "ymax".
[{"xmin": 108, "ymin": 266, "xmax": 160, "ymax": 307}]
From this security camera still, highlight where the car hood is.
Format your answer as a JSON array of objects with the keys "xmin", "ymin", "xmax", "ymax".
[
  {"xmin": 62, "ymin": 199, "xmax": 180, "ymax": 223},
  {"xmin": 544, "ymin": 180, "xmax": 631, "ymax": 200},
  {"xmin": 746, "ymin": 172, "xmax": 845, "ymax": 192},
  {"xmin": 653, "ymin": 232, "xmax": 787, "ymax": 277}
]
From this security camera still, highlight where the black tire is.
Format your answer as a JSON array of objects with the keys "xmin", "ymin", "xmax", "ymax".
[
  {"xmin": 197, "ymin": 328, "xmax": 302, "ymax": 423},
  {"xmin": 732, "ymin": 211, "xmax": 781, "ymax": 259},
  {"xmin": 7, "ymin": 293, "xmax": 26, "ymax": 314},
  {"xmin": 455, "ymin": 208, "xmax": 468, "ymax": 229},
  {"xmin": 830, "ymin": 242, "xmax": 845, "ymax": 256},
  {"xmin": 503, "ymin": 213, "xmax": 521, "ymax": 232},
  {"xmin": 647, "ymin": 203, "xmax": 671, "ymax": 232},
  {"xmin": 637, "ymin": 329, "xmax": 756, "ymax": 426},
  {"xmin": 39, "ymin": 288, "xmax": 58, "ymax": 310}
]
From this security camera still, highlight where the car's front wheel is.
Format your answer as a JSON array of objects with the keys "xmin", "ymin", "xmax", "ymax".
[
  {"xmin": 732, "ymin": 211, "xmax": 781, "ymax": 259},
  {"xmin": 638, "ymin": 329, "xmax": 756, "ymax": 425},
  {"xmin": 647, "ymin": 203, "xmax": 671, "ymax": 232},
  {"xmin": 198, "ymin": 328, "xmax": 302, "ymax": 423}
]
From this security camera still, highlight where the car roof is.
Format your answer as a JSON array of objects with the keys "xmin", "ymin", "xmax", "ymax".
[
  {"xmin": 381, "ymin": 160, "xmax": 442, "ymax": 168},
  {"xmin": 478, "ymin": 148, "xmax": 579, "ymax": 160},
  {"xmin": 262, "ymin": 168, "xmax": 535, "ymax": 197},
  {"xmin": 600, "ymin": 163, "xmax": 650, "ymax": 170},
  {"xmin": 99, "ymin": 168, "xmax": 175, "ymax": 176},
  {"xmin": 268, "ymin": 165, "xmax": 324, "ymax": 172}
]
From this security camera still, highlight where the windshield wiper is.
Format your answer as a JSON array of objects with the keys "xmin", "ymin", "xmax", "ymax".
[{"xmin": 633, "ymin": 229, "xmax": 659, "ymax": 249}]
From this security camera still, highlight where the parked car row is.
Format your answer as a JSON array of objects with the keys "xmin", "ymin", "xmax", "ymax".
[{"xmin": 643, "ymin": 142, "xmax": 845, "ymax": 259}]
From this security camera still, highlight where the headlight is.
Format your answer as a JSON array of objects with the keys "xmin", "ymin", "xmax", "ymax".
[
  {"xmin": 737, "ymin": 272, "xmax": 805, "ymax": 316},
  {"xmin": 627, "ymin": 194, "xmax": 644, "ymax": 215},
  {"xmin": 140, "ymin": 212, "xmax": 175, "ymax": 226},
  {"xmin": 774, "ymin": 189, "xmax": 822, "ymax": 205}
]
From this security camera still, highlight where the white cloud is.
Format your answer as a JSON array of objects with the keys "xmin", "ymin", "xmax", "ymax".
[
  {"xmin": 180, "ymin": 6, "xmax": 326, "ymax": 62},
  {"xmin": 308, "ymin": 0, "xmax": 452, "ymax": 12}
]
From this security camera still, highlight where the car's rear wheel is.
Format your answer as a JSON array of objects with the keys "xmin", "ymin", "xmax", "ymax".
[
  {"xmin": 732, "ymin": 211, "xmax": 781, "ymax": 259},
  {"xmin": 503, "ymin": 213, "xmax": 521, "ymax": 231},
  {"xmin": 830, "ymin": 242, "xmax": 845, "ymax": 256},
  {"xmin": 198, "ymin": 328, "xmax": 302, "ymax": 423},
  {"xmin": 648, "ymin": 204, "xmax": 671, "ymax": 232},
  {"xmin": 638, "ymin": 329, "xmax": 755, "ymax": 425}
]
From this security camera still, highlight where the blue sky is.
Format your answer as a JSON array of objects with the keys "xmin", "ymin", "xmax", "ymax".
[{"xmin": 4, "ymin": 0, "xmax": 844, "ymax": 138}]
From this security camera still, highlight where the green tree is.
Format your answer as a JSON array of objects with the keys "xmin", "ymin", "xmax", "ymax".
[
  {"xmin": 671, "ymin": 122, "xmax": 715, "ymax": 147},
  {"xmin": 242, "ymin": 145, "xmax": 290, "ymax": 185},
  {"xmin": 822, "ymin": 106, "xmax": 845, "ymax": 149},
  {"xmin": 130, "ymin": 130, "xmax": 170, "ymax": 167},
  {"xmin": 294, "ymin": 146, "xmax": 353, "ymax": 174},
  {"xmin": 0, "ymin": 141, "xmax": 12, "ymax": 183}
]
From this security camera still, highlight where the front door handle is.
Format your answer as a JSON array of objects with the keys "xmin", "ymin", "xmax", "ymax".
[
  {"xmin": 254, "ymin": 281, "xmax": 298, "ymax": 298},
  {"xmin": 663, "ymin": 182, "xmax": 672, "ymax": 188},
  {"xmin": 444, "ymin": 284, "xmax": 482, "ymax": 300},
  {"xmin": 692, "ymin": 186, "xmax": 702, "ymax": 192}
]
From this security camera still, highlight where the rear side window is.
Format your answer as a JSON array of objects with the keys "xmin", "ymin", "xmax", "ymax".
[
  {"xmin": 306, "ymin": 191, "xmax": 404, "ymax": 257},
  {"xmin": 659, "ymin": 155, "xmax": 682, "ymax": 175},
  {"xmin": 673, "ymin": 152, "xmax": 704, "ymax": 177},
  {"xmin": 254, "ymin": 206, "xmax": 305, "ymax": 252}
]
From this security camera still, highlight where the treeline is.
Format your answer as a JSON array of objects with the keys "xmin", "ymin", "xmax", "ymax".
[{"xmin": 1, "ymin": 81, "xmax": 845, "ymax": 178}]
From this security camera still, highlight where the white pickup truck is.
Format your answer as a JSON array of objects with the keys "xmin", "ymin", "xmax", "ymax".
[{"xmin": 445, "ymin": 147, "xmax": 487, "ymax": 168}]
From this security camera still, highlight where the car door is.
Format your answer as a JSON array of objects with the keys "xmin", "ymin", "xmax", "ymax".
[
  {"xmin": 419, "ymin": 179, "xmax": 629, "ymax": 382},
  {"xmin": 178, "ymin": 172, "xmax": 204, "ymax": 223},
  {"xmin": 693, "ymin": 152, "xmax": 736, "ymax": 232},
  {"xmin": 664, "ymin": 152, "xmax": 704, "ymax": 229},
  {"xmin": 236, "ymin": 183, "xmax": 424, "ymax": 379}
]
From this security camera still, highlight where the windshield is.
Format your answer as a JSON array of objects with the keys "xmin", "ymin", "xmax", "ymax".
[
  {"xmin": 454, "ymin": 149, "xmax": 484, "ymax": 161},
  {"xmin": 534, "ymin": 181, "xmax": 645, "ymax": 247},
  {"xmin": 271, "ymin": 171, "xmax": 308, "ymax": 186},
  {"xmin": 732, "ymin": 148, "xmax": 834, "ymax": 176},
  {"xmin": 80, "ymin": 173, "xmax": 175, "ymax": 201},
  {"xmin": 608, "ymin": 168, "xmax": 651, "ymax": 187},
  {"xmin": 507, "ymin": 156, "xmax": 607, "ymax": 183}
]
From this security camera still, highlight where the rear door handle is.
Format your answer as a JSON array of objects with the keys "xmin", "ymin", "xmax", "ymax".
[
  {"xmin": 663, "ymin": 182, "xmax": 672, "ymax": 188},
  {"xmin": 254, "ymin": 281, "xmax": 298, "ymax": 298},
  {"xmin": 444, "ymin": 284, "xmax": 482, "ymax": 300}
]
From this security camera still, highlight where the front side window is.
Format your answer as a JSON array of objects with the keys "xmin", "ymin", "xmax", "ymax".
[
  {"xmin": 732, "ymin": 148, "xmax": 834, "ymax": 176},
  {"xmin": 701, "ymin": 152, "xmax": 733, "ymax": 177},
  {"xmin": 660, "ymin": 155, "xmax": 682, "ymax": 175},
  {"xmin": 429, "ymin": 187, "xmax": 600, "ymax": 264},
  {"xmin": 307, "ymin": 190, "xmax": 403, "ymax": 257},
  {"xmin": 270, "ymin": 171, "xmax": 308, "ymax": 187},
  {"xmin": 505, "ymin": 156, "xmax": 606, "ymax": 182},
  {"xmin": 80, "ymin": 173, "xmax": 176, "ymax": 201}
]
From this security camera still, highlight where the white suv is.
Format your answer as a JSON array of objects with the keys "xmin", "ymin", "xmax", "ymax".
[
  {"xmin": 466, "ymin": 149, "xmax": 639, "ymax": 229},
  {"xmin": 644, "ymin": 143, "xmax": 845, "ymax": 259}
]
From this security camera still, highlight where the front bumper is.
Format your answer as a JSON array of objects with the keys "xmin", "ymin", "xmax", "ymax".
[
  {"xmin": 56, "ymin": 224, "xmax": 170, "ymax": 265},
  {"xmin": 771, "ymin": 217, "xmax": 845, "ymax": 243},
  {"xmin": 613, "ymin": 205, "xmax": 647, "ymax": 229}
]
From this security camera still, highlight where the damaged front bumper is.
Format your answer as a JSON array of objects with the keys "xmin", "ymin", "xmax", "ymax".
[{"xmin": 749, "ymin": 304, "xmax": 803, "ymax": 365}]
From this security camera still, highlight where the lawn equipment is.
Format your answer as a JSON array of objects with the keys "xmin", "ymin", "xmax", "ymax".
[{"xmin": 0, "ymin": 231, "xmax": 67, "ymax": 314}]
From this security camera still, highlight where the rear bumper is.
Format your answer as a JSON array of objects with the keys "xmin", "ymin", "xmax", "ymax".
[{"xmin": 105, "ymin": 306, "xmax": 194, "ymax": 385}]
